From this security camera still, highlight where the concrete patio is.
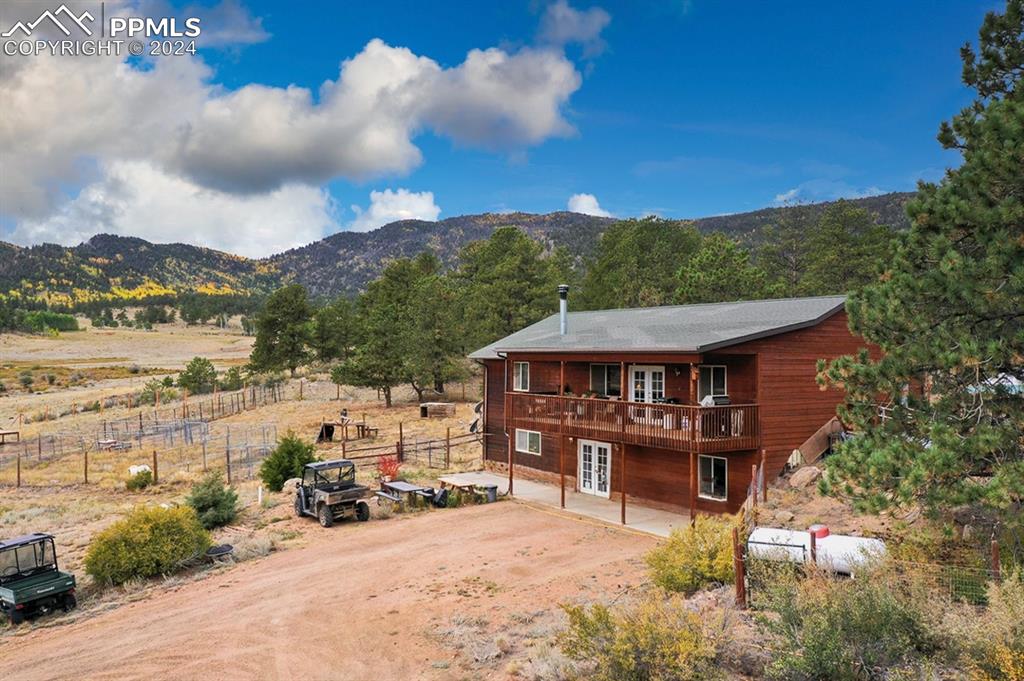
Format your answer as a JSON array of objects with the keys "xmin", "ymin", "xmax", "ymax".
[{"xmin": 441, "ymin": 471, "xmax": 687, "ymax": 538}]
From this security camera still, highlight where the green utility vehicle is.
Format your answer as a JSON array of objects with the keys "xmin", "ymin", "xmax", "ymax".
[
  {"xmin": 294, "ymin": 459, "xmax": 371, "ymax": 527},
  {"xmin": 0, "ymin": 533, "xmax": 77, "ymax": 625}
]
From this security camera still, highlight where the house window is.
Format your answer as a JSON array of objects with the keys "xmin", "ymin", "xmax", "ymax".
[
  {"xmin": 513, "ymin": 362, "xmax": 529, "ymax": 391},
  {"xmin": 515, "ymin": 429, "xmax": 541, "ymax": 455},
  {"xmin": 698, "ymin": 455, "xmax": 728, "ymax": 501},
  {"xmin": 589, "ymin": 364, "xmax": 621, "ymax": 397},
  {"xmin": 699, "ymin": 365, "xmax": 727, "ymax": 399}
]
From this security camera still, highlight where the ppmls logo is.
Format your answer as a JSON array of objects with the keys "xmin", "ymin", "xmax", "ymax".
[
  {"xmin": 2, "ymin": 3, "xmax": 201, "ymax": 58},
  {"xmin": 1, "ymin": 4, "xmax": 95, "ymax": 38}
]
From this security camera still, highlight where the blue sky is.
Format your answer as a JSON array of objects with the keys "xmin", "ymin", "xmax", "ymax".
[{"xmin": 0, "ymin": 0, "xmax": 993, "ymax": 255}]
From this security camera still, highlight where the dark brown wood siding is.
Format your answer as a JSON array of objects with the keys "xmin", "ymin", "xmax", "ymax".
[{"xmin": 719, "ymin": 310, "xmax": 874, "ymax": 480}]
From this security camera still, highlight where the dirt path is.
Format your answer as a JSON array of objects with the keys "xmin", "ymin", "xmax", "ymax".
[{"xmin": 0, "ymin": 502, "xmax": 655, "ymax": 681}]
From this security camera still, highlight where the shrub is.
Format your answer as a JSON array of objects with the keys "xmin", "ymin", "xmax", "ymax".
[
  {"xmin": 18, "ymin": 371, "xmax": 33, "ymax": 389},
  {"xmin": 259, "ymin": 433, "xmax": 316, "ymax": 492},
  {"xmin": 759, "ymin": 565, "xmax": 936, "ymax": 681},
  {"xmin": 139, "ymin": 378, "xmax": 177, "ymax": 406},
  {"xmin": 218, "ymin": 366, "xmax": 244, "ymax": 391},
  {"xmin": 126, "ymin": 469, "xmax": 153, "ymax": 491},
  {"xmin": 84, "ymin": 506, "xmax": 211, "ymax": 586},
  {"xmin": 558, "ymin": 593, "xmax": 727, "ymax": 681},
  {"xmin": 186, "ymin": 472, "xmax": 238, "ymax": 529},
  {"xmin": 645, "ymin": 515, "xmax": 734, "ymax": 594},
  {"xmin": 178, "ymin": 356, "xmax": 217, "ymax": 395}
]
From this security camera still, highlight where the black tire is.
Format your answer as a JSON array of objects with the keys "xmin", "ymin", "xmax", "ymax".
[
  {"xmin": 63, "ymin": 594, "xmax": 77, "ymax": 612},
  {"xmin": 356, "ymin": 502, "xmax": 370, "ymax": 522},
  {"xmin": 294, "ymin": 493, "xmax": 304, "ymax": 518},
  {"xmin": 317, "ymin": 504, "xmax": 334, "ymax": 528},
  {"xmin": 9, "ymin": 609, "xmax": 24, "ymax": 626}
]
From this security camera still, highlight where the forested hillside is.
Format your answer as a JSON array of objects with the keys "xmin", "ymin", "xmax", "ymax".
[{"xmin": 0, "ymin": 192, "xmax": 912, "ymax": 307}]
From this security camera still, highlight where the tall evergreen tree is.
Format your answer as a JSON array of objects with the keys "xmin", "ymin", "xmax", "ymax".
[
  {"xmin": 819, "ymin": 1, "xmax": 1023, "ymax": 525},
  {"xmin": 800, "ymin": 202, "xmax": 896, "ymax": 296},
  {"xmin": 675, "ymin": 233, "xmax": 781, "ymax": 304},
  {"xmin": 578, "ymin": 217, "xmax": 701, "ymax": 310},
  {"xmin": 249, "ymin": 284, "xmax": 314, "ymax": 377},
  {"xmin": 452, "ymin": 227, "xmax": 572, "ymax": 350},
  {"xmin": 311, "ymin": 296, "xmax": 359, "ymax": 363}
]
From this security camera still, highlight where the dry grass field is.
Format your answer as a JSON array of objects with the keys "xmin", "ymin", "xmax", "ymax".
[{"xmin": 0, "ymin": 324, "xmax": 672, "ymax": 681}]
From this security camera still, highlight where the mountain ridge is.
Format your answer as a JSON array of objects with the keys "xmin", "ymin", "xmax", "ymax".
[{"xmin": 0, "ymin": 192, "xmax": 914, "ymax": 306}]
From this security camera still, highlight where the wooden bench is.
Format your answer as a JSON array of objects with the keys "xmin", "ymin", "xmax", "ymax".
[{"xmin": 375, "ymin": 490, "xmax": 401, "ymax": 504}]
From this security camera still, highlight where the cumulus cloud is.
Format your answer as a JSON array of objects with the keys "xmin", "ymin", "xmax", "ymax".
[
  {"xmin": 7, "ymin": 161, "xmax": 337, "ymax": 257},
  {"xmin": 773, "ymin": 179, "xmax": 885, "ymax": 205},
  {"xmin": 567, "ymin": 192, "xmax": 612, "ymax": 217},
  {"xmin": 349, "ymin": 189, "xmax": 441, "ymax": 232},
  {"xmin": 538, "ymin": 0, "xmax": 612, "ymax": 57},
  {"xmin": 0, "ymin": 3, "xmax": 591, "ymax": 252}
]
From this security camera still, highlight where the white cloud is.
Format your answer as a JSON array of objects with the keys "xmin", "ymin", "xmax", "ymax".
[
  {"xmin": 538, "ymin": 1, "xmax": 612, "ymax": 57},
  {"xmin": 0, "ymin": 6, "xmax": 589, "ymax": 253},
  {"xmin": 349, "ymin": 188, "xmax": 441, "ymax": 232},
  {"xmin": 567, "ymin": 192, "xmax": 612, "ymax": 217},
  {"xmin": 773, "ymin": 180, "xmax": 885, "ymax": 205},
  {"xmin": 7, "ymin": 161, "xmax": 336, "ymax": 257}
]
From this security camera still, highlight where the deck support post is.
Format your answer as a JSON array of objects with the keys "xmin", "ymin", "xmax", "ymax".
[
  {"xmin": 620, "ymin": 444, "xmax": 626, "ymax": 525},
  {"xmin": 760, "ymin": 449, "xmax": 768, "ymax": 502},
  {"xmin": 559, "ymin": 361, "xmax": 566, "ymax": 509},
  {"xmin": 689, "ymin": 450, "xmax": 697, "ymax": 524},
  {"xmin": 506, "ymin": 357, "xmax": 514, "ymax": 496}
]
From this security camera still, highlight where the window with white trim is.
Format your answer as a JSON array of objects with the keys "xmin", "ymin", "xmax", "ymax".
[
  {"xmin": 589, "ymin": 364, "xmax": 621, "ymax": 397},
  {"xmin": 698, "ymin": 455, "xmax": 728, "ymax": 501},
  {"xmin": 515, "ymin": 429, "xmax": 541, "ymax": 455},
  {"xmin": 698, "ymin": 365, "xmax": 727, "ymax": 399},
  {"xmin": 513, "ymin": 362, "xmax": 529, "ymax": 391}
]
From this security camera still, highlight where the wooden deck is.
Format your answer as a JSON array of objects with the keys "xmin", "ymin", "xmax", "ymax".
[{"xmin": 508, "ymin": 393, "xmax": 759, "ymax": 453}]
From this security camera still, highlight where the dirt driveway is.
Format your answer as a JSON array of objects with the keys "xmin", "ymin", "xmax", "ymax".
[{"xmin": 0, "ymin": 502, "xmax": 655, "ymax": 681}]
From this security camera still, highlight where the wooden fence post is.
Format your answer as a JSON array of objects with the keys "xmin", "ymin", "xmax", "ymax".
[
  {"xmin": 751, "ymin": 464, "xmax": 758, "ymax": 509},
  {"xmin": 760, "ymin": 449, "xmax": 768, "ymax": 502},
  {"xmin": 226, "ymin": 448, "xmax": 232, "ymax": 485},
  {"xmin": 396, "ymin": 441, "xmax": 404, "ymax": 463},
  {"xmin": 733, "ymin": 526, "xmax": 747, "ymax": 608},
  {"xmin": 84, "ymin": 450, "xmax": 89, "ymax": 484},
  {"xmin": 202, "ymin": 441, "xmax": 208, "ymax": 472},
  {"xmin": 152, "ymin": 450, "xmax": 159, "ymax": 484},
  {"xmin": 991, "ymin": 539, "xmax": 1001, "ymax": 582},
  {"xmin": 809, "ymin": 530, "xmax": 817, "ymax": 565},
  {"xmin": 37, "ymin": 435, "xmax": 42, "ymax": 462},
  {"xmin": 17, "ymin": 446, "xmax": 22, "ymax": 488},
  {"xmin": 399, "ymin": 421, "xmax": 404, "ymax": 449},
  {"xmin": 445, "ymin": 427, "xmax": 451, "ymax": 468},
  {"xmin": 342, "ymin": 440, "xmax": 347, "ymax": 458}
]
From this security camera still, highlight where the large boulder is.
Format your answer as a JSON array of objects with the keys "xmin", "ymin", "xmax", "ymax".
[
  {"xmin": 788, "ymin": 466, "xmax": 822, "ymax": 489},
  {"xmin": 283, "ymin": 477, "xmax": 302, "ymax": 493}
]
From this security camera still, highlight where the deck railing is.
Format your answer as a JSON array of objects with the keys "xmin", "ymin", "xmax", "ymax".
[{"xmin": 508, "ymin": 393, "xmax": 759, "ymax": 453}]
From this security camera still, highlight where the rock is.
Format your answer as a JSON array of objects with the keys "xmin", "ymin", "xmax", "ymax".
[
  {"xmin": 789, "ymin": 466, "xmax": 822, "ymax": 489},
  {"xmin": 774, "ymin": 510, "xmax": 795, "ymax": 524},
  {"xmin": 128, "ymin": 464, "xmax": 152, "ymax": 476},
  {"xmin": 962, "ymin": 524, "xmax": 974, "ymax": 541},
  {"xmin": 283, "ymin": 477, "xmax": 302, "ymax": 492}
]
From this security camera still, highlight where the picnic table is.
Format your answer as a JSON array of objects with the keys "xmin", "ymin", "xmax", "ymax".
[
  {"xmin": 375, "ymin": 480, "xmax": 434, "ymax": 507},
  {"xmin": 0, "ymin": 430, "xmax": 19, "ymax": 444},
  {"xmin": 438, "ymin": 474, "xmax": 500, "ymax": 503}
]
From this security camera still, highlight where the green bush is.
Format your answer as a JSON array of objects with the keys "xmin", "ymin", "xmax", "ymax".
[
  {"xmin": 178, "ymin": 356, "xmax": 217, "ymax": 394},
  {"xmin": 18, "ymin": 371, "xmax": 33, "ymax": 389},
  {"xmin": 139, "ymin": 378, "xmax": 178, "ymax": 406},
  {"xmin": 645, "ymin": 515, "xmax": 735, "ymax": 594},
  {"xmin": 218, "ymin": 366, "xmax": 244, "ymax": 391},
  {"xmin": 186, "ymin": 472, "xmax": 238, "ymax": 529},
  {"xmin": 558, "ymin": 593, "xmax": 727, "ymax": 681},
  {"xmin": 84, "ymin": 506, "xmax": 211, "ymax": 586},
  {"xmin": 126, "ymin": 469, "xmax": 153, "ymax": 491},
  {"xmin": 259, "ymin": 432, "xmax": 316, "ymax": 492},
  {"xmin": 758, "ymin": 565, "xmax": 936, "ymax": 681}
]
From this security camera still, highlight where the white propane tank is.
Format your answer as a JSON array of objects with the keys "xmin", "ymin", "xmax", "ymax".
[{"xmin": 747, "ymin": 525, "xmax": 886, "ymax": 575}]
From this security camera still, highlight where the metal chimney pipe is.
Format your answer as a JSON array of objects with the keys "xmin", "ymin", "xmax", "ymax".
[{"xmin": 558, "ymin": 284, "xmax": 569, "ymax": 335}]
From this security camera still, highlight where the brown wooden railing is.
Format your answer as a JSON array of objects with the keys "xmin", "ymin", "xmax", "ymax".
[{"xmin": 508, "ymin": 393, "xmax": 759, "ymax": 453}]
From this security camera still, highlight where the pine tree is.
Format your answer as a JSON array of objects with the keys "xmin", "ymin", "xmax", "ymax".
[
  {"xmin": 675, "ymin": 233, "xmax": 781, "ymax": 304},
  {"xmin": 578, "ymin": 217, "xmax": 701, "ymax": 310},
  {"xmin": 819, "ymin": 1, "xmax": 1023, "ymax": 525},
  {"xmin": 249, "ymin": 284, "xmax": 314, "ymax": 377}
]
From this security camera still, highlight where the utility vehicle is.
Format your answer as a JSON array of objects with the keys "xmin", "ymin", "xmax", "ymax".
[
  {"xmin": 294, "ymin": 459, "xmax": 371, "ymax": 527},
  {"xmin": 0, "ymin": 533, "xmax": 76, "ymax": 625}
]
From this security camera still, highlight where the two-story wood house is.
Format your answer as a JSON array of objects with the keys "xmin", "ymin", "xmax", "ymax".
[{"xmin": 469, "ymin": 291, "xmax": 869, "ymax": 518}]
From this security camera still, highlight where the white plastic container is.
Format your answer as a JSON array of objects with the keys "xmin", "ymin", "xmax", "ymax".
[{"xmin": 747, "ymin": 525, "xmax": 886, "ymax": 575}]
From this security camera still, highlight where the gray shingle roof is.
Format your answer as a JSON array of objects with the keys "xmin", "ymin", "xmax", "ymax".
[{"xmin": 468, "ymin": 296, "xmax": 846, "ymax": 359}]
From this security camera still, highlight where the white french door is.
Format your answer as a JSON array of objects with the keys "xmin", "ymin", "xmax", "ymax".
[
  {"xmin": 629, "ymin": 365, "xmax": 665, "ymax": 403},
  {"xmin": 578, "ymin": 440, "xmax": 611, "ymax": 498},
  {"xmin": 629, "ymin": 365, "xmax": 667, "ymax": 425}
]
